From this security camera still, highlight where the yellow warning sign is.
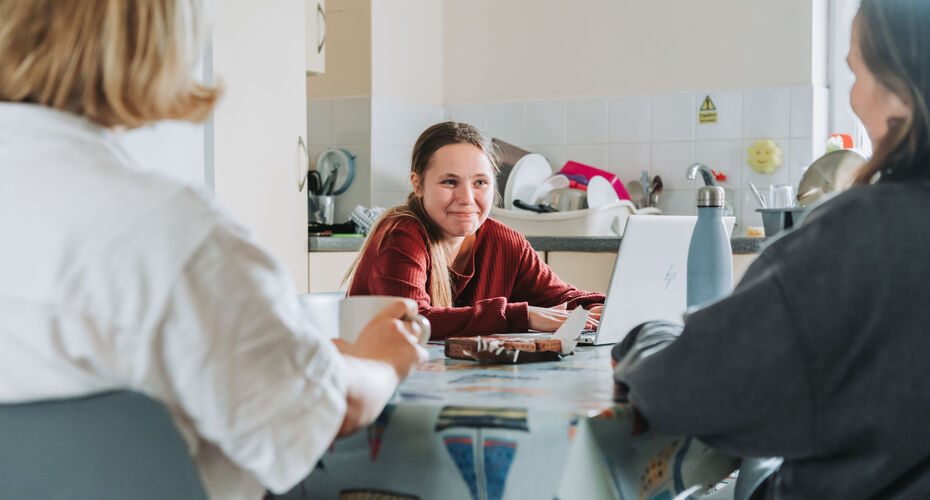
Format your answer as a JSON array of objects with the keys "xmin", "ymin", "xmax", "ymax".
[{"xmin": 699, "ymin": 95, "xmax": 718, "ymax": 124}]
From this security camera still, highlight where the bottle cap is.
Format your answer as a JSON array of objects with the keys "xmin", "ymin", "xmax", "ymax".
[{"xmin": 697, "ymin": 186, "xmax": 726, "ymax": 207}]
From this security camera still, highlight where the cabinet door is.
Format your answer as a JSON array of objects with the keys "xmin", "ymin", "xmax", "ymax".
[
  {"xmin": 212, "ymin": 1, "xmax": 310, "ymax": 292},
  {"xmin": 549, "ymin": 252, "xmax": 760, "ymax": 295},
  {"xmin": 546, "ymin": 252, "xmax": 617, "ymax": 295},
  {"xmin": 308, "ymin": 252, "xmax": 359, "ymax": 293},
  {"xmin": 305, "ymin": 0, "xmax": 327, "ymax": 74}
]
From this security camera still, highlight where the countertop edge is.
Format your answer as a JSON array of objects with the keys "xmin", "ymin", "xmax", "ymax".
[{"xmin": 310, "ymin": 235, "xmax": 765, "ymax": 254}]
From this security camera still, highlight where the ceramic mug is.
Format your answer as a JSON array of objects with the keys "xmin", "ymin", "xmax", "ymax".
[{"xmin": 299, "ymin": 294, "xmax": 430, "ymax": 345}]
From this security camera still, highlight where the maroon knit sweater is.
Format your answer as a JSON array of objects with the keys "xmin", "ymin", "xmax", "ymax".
[{"xmin": 348, "ymin": 216, "xmax": 605, "ymax": 339}]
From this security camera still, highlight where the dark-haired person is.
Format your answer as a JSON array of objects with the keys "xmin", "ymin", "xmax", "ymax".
[
  {"xmin": 613, "ymin": 0, "xmax": 930, "ymax": 497},
  {"xmin": 0, "ymin": 1, "xmax": 427, "ymax": 498},
  {"xmin": 347, "ymin": 121, "xmax": 604, "ymax": 339}
]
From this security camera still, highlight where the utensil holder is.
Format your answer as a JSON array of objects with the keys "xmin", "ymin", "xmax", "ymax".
[
  {"xmin": 308, "ymin": 195, "xmax": 335, "ymax": 225},
  {"xmin": 756, "ymin": 207, "xmax": 807, "ymax": 236}
]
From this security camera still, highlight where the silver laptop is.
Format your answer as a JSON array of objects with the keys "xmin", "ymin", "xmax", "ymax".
[{"xmin": 577, "ymin": 215, "xmax": 735, "ymax": 345}]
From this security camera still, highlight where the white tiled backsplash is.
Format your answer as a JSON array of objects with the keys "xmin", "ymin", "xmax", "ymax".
[{"xmin": 308, "ymin": 85, "xmax": 829, "ymax": 234}]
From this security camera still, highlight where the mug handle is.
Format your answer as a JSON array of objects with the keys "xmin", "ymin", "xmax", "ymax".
[{"xmin": 408, "ymin": 314, "xmax": 431, "ymax": 345}]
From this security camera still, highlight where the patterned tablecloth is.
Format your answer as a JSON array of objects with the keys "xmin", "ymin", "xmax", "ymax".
[{"xmin": 283, "ymin": 344, "xmax": 738, "ymax": 500}]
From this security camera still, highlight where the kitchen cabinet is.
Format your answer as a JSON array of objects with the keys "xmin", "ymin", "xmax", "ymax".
[
  {"xmin": 732, "ymin": 254, "xmax": 757, "ymax": 284},
  {"xmin": 308, "ymin": 251, "xmax": 358, "ymax": 293},
  {"xmin": 547, "ymin": 252, "xmax": 618, "ymax": 295},
  {"xmin": 547, "ymin": 252, "xmax": 759, "ymax": 295},
  {"xmin": 213, "ymin": 1, "xmax": 310, "ymax": 292},
  {"xmin": 305, "ymin": 0, "xmax": 327, "ymax": 74}
]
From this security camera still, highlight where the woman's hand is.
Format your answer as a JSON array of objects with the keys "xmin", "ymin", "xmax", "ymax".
[
  {"xmin": 528, "ymin": 303, "xmax": 601, "ymax": 331},
  {"xmin": 337, "ymin": 300, "xmax": 428, "ymax": 378},
  {"xmin": 586, "ymin": 304, "xmax": 603, "ymax": 329},
  {"xmin": 333, "ymin": 300, "xmax": 429, "ymax": 437},
  {"xmin": 527, "ymin": 303, "xmax": 603, "ymax": 331}
]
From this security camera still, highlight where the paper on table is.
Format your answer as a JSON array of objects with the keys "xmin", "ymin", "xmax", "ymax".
[{"xmin": 553, "ymin": 306, "xmax": 589, "ymax": 354}]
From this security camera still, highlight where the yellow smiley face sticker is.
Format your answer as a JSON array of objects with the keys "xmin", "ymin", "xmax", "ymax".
[{"xmin": 747, "ymin": 139, "xmax": 783, "ymax": 174}]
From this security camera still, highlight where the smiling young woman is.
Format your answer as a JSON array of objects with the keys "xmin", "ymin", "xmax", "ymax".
[
  {"xmin": 347, "ymin": 122, "xmax": 605, "ymax": 339},
  {"xmin": 411, "ymin": 142, "xmax": 495, "ymax": 273}
]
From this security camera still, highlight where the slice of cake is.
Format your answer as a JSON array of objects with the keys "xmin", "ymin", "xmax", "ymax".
[{"xmin": 445, "ymin": 336, "xmax": 563, "ymax": 364}]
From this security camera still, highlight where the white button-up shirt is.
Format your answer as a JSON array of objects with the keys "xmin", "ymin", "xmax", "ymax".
[{"xmin": 0, "ymin": 103, "xmax": 347, "ymax": 499}]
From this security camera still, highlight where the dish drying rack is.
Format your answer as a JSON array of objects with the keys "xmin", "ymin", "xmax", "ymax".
[{"xmin": 490, "ymin": 200, "xmax": 661, "ymax": 237}]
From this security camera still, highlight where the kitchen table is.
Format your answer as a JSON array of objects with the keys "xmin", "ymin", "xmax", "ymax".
[{"xmin": 280, "ymin": 345, "xmax": 738, "ymax": 500}]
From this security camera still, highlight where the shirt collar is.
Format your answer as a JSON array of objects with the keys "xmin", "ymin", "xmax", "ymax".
[{"xmin": 0, "ymin": 102, "xmax": 136, "ymax": 168}]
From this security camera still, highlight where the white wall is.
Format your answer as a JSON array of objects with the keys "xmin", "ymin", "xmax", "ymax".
[
  {"xmin": 438, "ymin": 0, "xmax": 833, "ymax": 237},
  {"xmin": 447, "ymin": 86, "xmax": 829, "ymax": 236},
  {"xmin": 829, "ymin": 0, "xmax": 869, "ymax": 148},
  {"xmin": 368, "ymin": 0, "xmax": 445, "ymax": 209},
  {"xmin": 371, "ymin": 0, "xmax": 443, "ymax": 106},
  {"xmin": 444, "ymin": 0, "xmax": 818, "ymax": 104},
  {"xmin": 308, "ymin": 0, "xmax": 832, "ymax": 234}
]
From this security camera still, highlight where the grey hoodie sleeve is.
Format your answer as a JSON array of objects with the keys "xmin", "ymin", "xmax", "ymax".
[
  {"xmin": 611, "ymin": 320, "xmax": 684, "ymax": 402},
  {"xmin": 613, "ymin": 248, "xmax": 817, "ymax": 460}
]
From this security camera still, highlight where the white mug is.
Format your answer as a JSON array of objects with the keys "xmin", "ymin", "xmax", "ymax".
[{"xmin": 299, "ymin": 294, "xmax": 431, "ymax": 345}]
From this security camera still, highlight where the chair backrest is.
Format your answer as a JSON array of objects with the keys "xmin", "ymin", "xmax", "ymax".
[{"xmin": 0, "ymin": 390, "xmax": 207, "ymax": 500}]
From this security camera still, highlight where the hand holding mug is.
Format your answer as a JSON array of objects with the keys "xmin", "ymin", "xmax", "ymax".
[{"xmin": 333, "ymin": 296, "xmax": 429, "ymax": 379}]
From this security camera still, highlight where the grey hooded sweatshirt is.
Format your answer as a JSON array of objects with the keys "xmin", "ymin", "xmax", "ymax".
[{"xmin": 614, "ymin": 180, "xmax": 930, "ymax": 499}]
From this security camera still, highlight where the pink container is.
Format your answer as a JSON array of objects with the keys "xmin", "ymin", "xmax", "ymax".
[{"xmin": 557, "ymin": 161, "xmax": 631, "ymax": 201}]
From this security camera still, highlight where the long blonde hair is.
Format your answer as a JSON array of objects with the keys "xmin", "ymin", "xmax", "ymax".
[
  {"xmin": 346, "ymin": 122, "xmax": 499, "ymax": 307},
  {"xmin": 0, "ymin": 0, "xmax": 220, "ymax": 128}
]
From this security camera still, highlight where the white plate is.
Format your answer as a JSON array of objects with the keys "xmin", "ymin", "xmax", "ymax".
[
  {"xmin": 586, "ymin": 175, "xmax": 620, "ymax": 209},
  {"xmin": 503, "ymin": 154, "xmax": 553, "ymax": 210}
]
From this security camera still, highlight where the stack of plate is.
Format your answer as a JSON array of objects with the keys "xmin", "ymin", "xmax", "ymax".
[{"xmin": 502, "ymin": 154, "xmax": 553, "ymax": 211}]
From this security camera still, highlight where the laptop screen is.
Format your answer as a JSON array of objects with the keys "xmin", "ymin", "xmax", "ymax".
[{"xmin": 589, "ymin": 215, "xmax": 734, "ymax": 345}]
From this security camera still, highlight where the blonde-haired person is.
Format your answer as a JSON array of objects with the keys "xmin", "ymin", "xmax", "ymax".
[
  {"xmin": 348, "ymin": 121, "xmax": 605, "ymax": 340},
  {"xmin": 613, "ymin": 0, "xmax": 930, "ymax": 497},
  {"xmin": 0, "ymin": 1, "xmax": 427, "ymax": 499}
]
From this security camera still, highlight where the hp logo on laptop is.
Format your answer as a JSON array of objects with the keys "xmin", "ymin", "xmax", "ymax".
[{"xmin": 664, "ymin": 265, "xmax": 678, "ymax": 290}]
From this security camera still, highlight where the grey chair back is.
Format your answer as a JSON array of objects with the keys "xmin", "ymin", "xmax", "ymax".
[{"xmin": 0, "ymin": 390, "xmax": 207, "ymax": 500}]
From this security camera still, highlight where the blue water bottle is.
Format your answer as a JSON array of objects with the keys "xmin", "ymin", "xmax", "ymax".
[{"xmin": 687, "ymin": 186, "xmax": 733, "ymax": 309}]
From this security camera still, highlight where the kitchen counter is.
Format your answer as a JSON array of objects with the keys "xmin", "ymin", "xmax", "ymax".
[
  {"xmin": 309, "ymin": 235, "xmax": 765, "ymax": 255},
  {"xmin": 307, "ymin": 235, "xmax": 368, "ymax": 252}
]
